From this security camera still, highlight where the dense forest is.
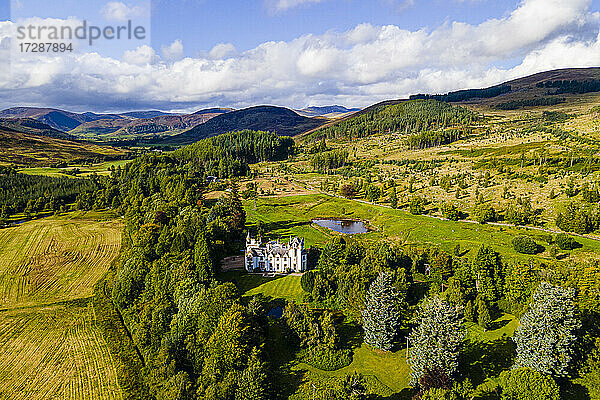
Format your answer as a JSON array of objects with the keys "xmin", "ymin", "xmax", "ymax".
[
  {"xmin": 495, "ymin": 97, "xmax": 566, "ymax": 110},
  {"xmin": 0, "ymin": 130, "xmax": 293, "ymax": 221},
  {"xmin": 410, "ymin": 85, "xmax": 511, "ymax": 103},
  {"xmin": 0, "ymin": 168, "xmax": 102, "ymax": 217},
  {"xmin": 537, "ymin": 80, "xmax": 600, "ymax": 95},
  {"xmin": 176, "ymin": 129, "xmax": 295, "ymax": 164},
  {"xmin": 308, "ymin": 100, "xmax": 479, "ymax": 141},
  {"xmin": 88, "ymin": 131, "xmax": 297, "ymax": 399}
]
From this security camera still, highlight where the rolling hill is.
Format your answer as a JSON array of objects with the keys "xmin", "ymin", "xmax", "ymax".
[
  {"xmin": 302, "ymin": 67, "xmax": 600, "ymax": 138},
  {"xmin": 162, "ymin": 105, "xmax": 327, "ymax": 145},
  {"xmin": 0, "ymin": 107, "xmax": 124, "ymax": 131},
  {"xmin": 411, "ymin": 67, "xmax": 600, "ymax": 108},
  {"xmin": 0, "ymin": 126, "xmax": 126, "ymax": 166},
  {"xmin": 296, "ymin": 105, "xmax": 360, "ymax": 118},
  {"xmin": 0, "ymin": 118, "xmax": 76, "ymax": 140},
  {"xmin": 0, "ymin": 107, "xmax": 232, "ymax": 141}
]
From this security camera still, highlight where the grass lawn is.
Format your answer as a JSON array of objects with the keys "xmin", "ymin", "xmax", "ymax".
[
  {"xmin": 244, "ymin": 275, "xmax": 304, "ymax": 302},
  {"xmin": 466, "ymin": 313, "xmax": 519, "ymax": 342},
  {"xmin": 244, "ymin": 194, "xmax": 600, "ymax": 263},
  {"xmin": 218, "ymin": 270, "xmax": 304, "ymax": 302},
  {"xmin": 294, "ymin": 344, "xmax": 410, "ymax": 393}
]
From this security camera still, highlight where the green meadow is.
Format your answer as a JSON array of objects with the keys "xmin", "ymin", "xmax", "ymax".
[{"xmin": 244, "ymin": 193, "xmax": 600, "ymax": 263}]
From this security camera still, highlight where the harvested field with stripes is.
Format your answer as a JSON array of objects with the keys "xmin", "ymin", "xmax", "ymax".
[
  {"xmin": 0, "ymin": 213, "xmax": 124, "ymax": 399},
  {"xmin": 0, "ymin": 301, "xmax": 122, "ymax": 400},
  {"xmin": 0, "ymin": 216, "xmax": 122, "ymax": 309}
]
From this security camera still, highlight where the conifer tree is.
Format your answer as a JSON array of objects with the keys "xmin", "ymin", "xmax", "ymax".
[
  {"xmin": 408, "ymin": 296, "xmax": 466, "ymax": 384},
  {"xmin": 472, "ymin": 245, "xmax": 503, "ymax": 302},
  {"xmin": 464, "ymin": 300, "xmax": 475, "ymax": 323},
  {"xmin": 476, "ymin": 295, "xmax": 492, "ymax": 331},
  {"xmin": 194, "ymin": 232, "xmax": 213, "ymax": 281},
  {"xmin": 514, "ymin": 282, "xmax": 581, "ymax": 377},
  {"xmin": 236, "ymin": 347, "xmax": 269, "ymax": 400},
  {"xmin": 362, "ymin": 272, "xmax": 401, "ymax": 351}
]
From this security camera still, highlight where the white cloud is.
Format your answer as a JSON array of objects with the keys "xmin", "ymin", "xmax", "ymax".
[
  {"xmin": 209, "ymin": 43, "xmax": 237, "ymax": 59},
  {"xmin": 1, "ymin": 0, "xmax": 599, "ymax": 111},
  {"xmin": 161, "ymin": 39, "xmax": 184, "ymax": 61},
  {"xmin": 101, "ymin": 2, "xmax": 147, "ymax": 22},
  {"xmin": 122, "ymin": 45, "xmax": 158, "ymax": 65},
  {"xmin": 265, "ymin": 0, "xmax": 325, "ymax": 12},
  {"xmin": 382, "ymin": 0, "xmax": 415, "ymax": 13}
]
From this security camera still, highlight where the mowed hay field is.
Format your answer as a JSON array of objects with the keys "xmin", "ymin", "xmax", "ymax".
[
  {"xmin": 0, "ymin": 302, "xmax": 122, "ymax": 400},
  {"xmin": 0, "ymin": 214, "xmax": 124, "ymax": 400},
  {"xmin": 0, "ymin": 216, "xmax": 122, "ymax": 308}
]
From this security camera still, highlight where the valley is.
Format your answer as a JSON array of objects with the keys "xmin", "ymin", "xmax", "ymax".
[{"xmin": 2, "ymin": 67, "xmax": 600, "ymax": 399}]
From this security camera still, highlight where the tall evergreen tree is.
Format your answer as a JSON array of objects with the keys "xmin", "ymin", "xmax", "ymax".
[
  {"xmin": 472, "ymin": 246, "xmax": 503, "ymax": 302},
  {"xmin": 235, "ymin": 347, "xmax": 269, "ymax": 400},
  {"xmin": 362, "ymin": 272, "xmax": 401, "ymax": 351},
  {"xmin": 513, "ymin": 282, "xmax": 581, "ymax": 377},
  {"xmin": 194, "ymin": 232, "xmax": 213, "ymax": 281},
  {"xmin": 408, "ymin": 296, "xmax": 466, "ymax": 384},
  {"xmin": 476, "ymin": 295, "xmax": 492, "ymax": 331}
]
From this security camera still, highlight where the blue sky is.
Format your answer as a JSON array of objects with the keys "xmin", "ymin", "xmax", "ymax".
[
  {"xmin": 150, "ymin": 1, "xmax": 522, "ymax": 56},
  {"xmin": 1, "ymin": 0, "xmax": 600, "ymax": 112}
]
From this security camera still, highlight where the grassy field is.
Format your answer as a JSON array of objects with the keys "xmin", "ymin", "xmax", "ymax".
[
  {"xmin": 294, "ymin": 345, "xmax": 410, "ymax": 392},
  {"xmin": 0, "ymin": 301, "xmax": 122, "ymax": 400},
  {"xmin": 18, "ymin": 160, "xmax": 131, "ymax": 178},
  {"xmin": 0, "ymin": 215, "xmax": 122, "ymax": 309},
  {"xmin": 244, "ymin": 193, "xmax": 600, "ymax": 263},
  {"xmin": 0, "ymin": 212, "xmax": 124, "ymax": 399}
]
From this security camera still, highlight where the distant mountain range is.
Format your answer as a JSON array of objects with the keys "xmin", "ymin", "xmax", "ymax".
[
  {"xmin": 0, "ymin": 107, "xmax": 235, "ymax": 140},
  {"xmin": 5, "ymin": 67, "xmax": 600, "ymax": 149},
  {"xmin": 0, "ymin": 105, "xmax": 338, "ymax": 143},
  {"xmin": 295, "ymin": 105, "xmax": 360, "ymax": 118},
  {"xmin": 161, "ymin": 106, "xmax": 327, "ymax": 145}
]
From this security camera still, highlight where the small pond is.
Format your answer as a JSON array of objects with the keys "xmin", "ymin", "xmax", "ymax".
[
  {"xmin": 266, "ymin": 306, "xmax": 283, "ymax": 319},
  {"xmin": 312, "ymin": 219, "xmax": 369, "ymax": 234}
]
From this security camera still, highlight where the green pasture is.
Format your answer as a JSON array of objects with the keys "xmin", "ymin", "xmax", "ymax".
[{"xmin": 244, "ymin": 194, "xmax": 600, "ymax": 263}]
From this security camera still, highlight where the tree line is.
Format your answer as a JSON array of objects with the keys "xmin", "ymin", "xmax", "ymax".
[
  {"xmin": 537, "ymin": 79, "xmax": 600, "ymax": 95},
  {"xmin": 410, "ymin": 85, "xmax": 511, "ymax": 103}
]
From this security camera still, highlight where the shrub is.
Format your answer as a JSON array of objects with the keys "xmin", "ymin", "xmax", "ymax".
[
  {"xmin": 441, "ymin": 203, "xmax": 460, "ymax": 221},
  {"xmin": 302, "ymin": 346, "xmax": 352, "ymax": 371},
  {"xmin": 556, "ymin": 202, "xmax": 597, "ymax": 234},
  {"xmin": 555, "ymin": 233, "xmax": 581, "ymax": 250},
  {"xmin": 512, "ymin": 235, "xmax": 540, "ymax": 255},
  {"xmin": 499, "ymin": 368, "xmax": 559, "ymax": 400},
  {"xmin": 474, "ymin": 204, "xmax": 497, "ymax": 224},
  {"xmin": 505, "ymin": 197, "xmax": 535, "ymax": 226},
  {"xmin": 340, "ymin": 184, "xmax": 357, "ymax": 199},
  {"xmin": 410, "ymin": 196, "xmax": 426, "ymax": 215},
  {"xmin": 300, "ymin": 270, "xmax": 317, "ymax": 293}
]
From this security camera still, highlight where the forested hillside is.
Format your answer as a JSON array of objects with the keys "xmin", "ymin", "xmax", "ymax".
[{"xmin": 307, "ymin": 99, "xmax": 478, "ymax": 141}]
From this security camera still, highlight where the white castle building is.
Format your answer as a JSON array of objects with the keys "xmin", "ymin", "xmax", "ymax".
[{"xmin": 245, "ymin": 233, "xmax": 307, "ymax": 273}]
